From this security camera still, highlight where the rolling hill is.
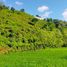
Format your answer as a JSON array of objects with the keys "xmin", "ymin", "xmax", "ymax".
[{"xmin": 0, "ymin": 7, "xmax": 67, "ymax": 51}]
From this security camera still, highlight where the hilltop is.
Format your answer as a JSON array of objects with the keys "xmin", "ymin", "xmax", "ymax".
[{"xmin": 0, "ymin": 6, "xmax": 67, "ymax": 51}]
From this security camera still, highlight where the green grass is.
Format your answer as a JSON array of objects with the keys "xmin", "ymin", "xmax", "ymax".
[{"xmin": 0, "ymin": 48, "xmax": 67, "ymax": 67}]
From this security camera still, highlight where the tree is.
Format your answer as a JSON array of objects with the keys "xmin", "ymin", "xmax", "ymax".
[
  {"xmin": 11, "ymin": 7, "xmax": 15, "ymax": 12},
  {"xmin": 46, "ymin": 18, "xmax": 53, "ymax": 22},
  {"xmin": 2, "ymin": 5, "xmax": 9, "ymax": 9},
  {"xmin": 0, "ymin": 1, "xmax": 9, "ymax": 10},
  {"xmin": 36, "ymin": 15, "xmax": 41, "ymax": 18},
  {"xmin": 53, "ymin": 19, "xmax": 59, "ymax": 28},
  {"xmin": 20, "ymin": 8, "xmax": 25, "ymax": 12}
]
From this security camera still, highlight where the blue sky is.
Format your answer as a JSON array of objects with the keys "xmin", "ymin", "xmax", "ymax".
[{"xmin": 2, "ymin": 0, "xmax": 67, "ymax": 21}]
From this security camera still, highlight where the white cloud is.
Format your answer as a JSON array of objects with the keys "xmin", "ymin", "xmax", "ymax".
[
  {"xmin": 15, "ymin": 1, "xmax": 23, "ymax": 6},
  {"xmin": 37, "ymin": 6, "xmax": 49, "ymax": 12},
  {"xmin": 41, "ymin": 11, "xmax": 52, "ymax": 18},
  {"xmin": 62, "ymin": 9, "xmax": 67, "ymax": 21}
]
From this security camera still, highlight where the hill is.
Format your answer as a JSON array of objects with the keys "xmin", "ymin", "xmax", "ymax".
[{"xmin": 0, "ymin": 7, "xmax": 67, "ymax": 51}]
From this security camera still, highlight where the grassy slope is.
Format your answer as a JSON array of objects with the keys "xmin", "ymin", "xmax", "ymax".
[
  {"xmin": 0, "ymin": 9, "xmax": 35, "ymax": 47},
  {"xmin": 0, "ymin": 48, "xmax": 67, "ymax": 67},
  {"xmin": 0, "ymin": 9, "xmax": 67, "ymax": 49}
]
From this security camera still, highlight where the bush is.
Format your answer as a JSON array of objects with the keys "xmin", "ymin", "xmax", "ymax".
[
  {"xmin": 20, "ymin": 8, "xmax": 25, "ymax": 12},
  {"xmin": 11, "ymin": 7, "xmax": 15, "ymax": 12}
]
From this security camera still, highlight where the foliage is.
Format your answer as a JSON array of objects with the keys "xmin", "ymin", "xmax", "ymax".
[
  {"xmin": 0, "ymin": 2, "xmax": 9, "ymax": 10},
  {"xmin": 0, "ymin": 6, "xmax": 67, "ymax": 51},
  {"xmin": 20, "ymin": 8, "xmax": 25, "ymax": 12},
  {"xmin": 11, "ymin": 7, "xmax": 15, "ymax": 12}
]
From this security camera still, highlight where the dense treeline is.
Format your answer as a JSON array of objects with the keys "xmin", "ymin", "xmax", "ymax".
[{"xmin": 0, "ymin": 4, "xmax": 67, "ymax": 51}]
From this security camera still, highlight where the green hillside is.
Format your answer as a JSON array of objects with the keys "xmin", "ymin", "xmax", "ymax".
[{"xmin": 0, "ymin": 7, "xmax": 67, "ymax": 51}]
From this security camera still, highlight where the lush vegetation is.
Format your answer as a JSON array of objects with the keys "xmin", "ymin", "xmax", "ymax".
[
  {"xmin": 0, "ymin": 2, "xmax": 67, "ymax": 67},
  {"xmin": 0, "ymin": 3, "xmax": 67, "ymax": 51},
  {"xmin": 0, "ymin": 48, "xmax": 67, "ymax": 67}
]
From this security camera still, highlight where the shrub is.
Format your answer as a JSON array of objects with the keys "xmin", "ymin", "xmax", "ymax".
[
  {"xmin": 20, "ymin": 8, "xmax": 25, "ymax": 12},
  {"xmin": 11, "ymin": 7, "xmax": 15, "ymax": 12}
]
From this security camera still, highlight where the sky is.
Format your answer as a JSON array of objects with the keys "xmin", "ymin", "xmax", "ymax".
[{"xmin": 1, "ymin": 0, "xmax": 67, "ymax": 21}]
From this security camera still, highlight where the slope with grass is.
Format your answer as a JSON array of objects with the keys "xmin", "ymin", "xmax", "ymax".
[{"xmin": 0, "ymin": 8, "xmax": 67, "ymax": 51}]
